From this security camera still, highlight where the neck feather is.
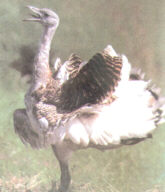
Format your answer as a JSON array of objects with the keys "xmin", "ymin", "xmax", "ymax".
[{"xmin": 33, "ymin": 26, "xmax": 56, "ymax": 89}]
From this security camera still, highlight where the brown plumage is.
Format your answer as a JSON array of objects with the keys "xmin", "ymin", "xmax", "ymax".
[
  {"xmin": 53, "ymin": 50, "xmax": 122, "ymax": 113},
  {"xmin": 65, "ymin": 53, "xmax": 83, "ymax": 79},
  {"xmin": 31, "ymin": 47, "xmax": 122, "ymax": 132}
]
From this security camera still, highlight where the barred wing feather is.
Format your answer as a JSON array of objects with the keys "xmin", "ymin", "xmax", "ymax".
[
  {"xmin": 54, "ymin": 47, "xmax": 122, "ymax": 112},
  {"xmin": 55, "ymin": 53, "xmax": 83, "ymax": 84}
]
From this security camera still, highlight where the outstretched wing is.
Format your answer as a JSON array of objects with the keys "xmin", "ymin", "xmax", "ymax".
[{"xmin": 53, "ymin": 45, "xmax": 123, "ymax": 112}]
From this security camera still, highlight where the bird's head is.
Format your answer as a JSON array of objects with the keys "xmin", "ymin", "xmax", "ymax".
[{"xmin": 24, "ymin": 6, "xmax": 59, "ymax": 28}]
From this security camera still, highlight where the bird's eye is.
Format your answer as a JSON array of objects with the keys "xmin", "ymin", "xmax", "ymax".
[{"xmin": 43, "ymin": 13, "xmax": 49, "ymax": 17}]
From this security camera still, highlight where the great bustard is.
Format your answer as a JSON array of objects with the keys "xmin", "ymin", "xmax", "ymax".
[{"xmin": 13, "ymin": 6, "xmax": 165, "ymax": 192}]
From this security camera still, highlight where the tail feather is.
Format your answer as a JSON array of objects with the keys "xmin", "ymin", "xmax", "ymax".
[
  {"xmin": 129, "ymin": 67, "xmax": 165, "ymax": 127},
  {"xmin": 154, "ymin": 102, "xmax": 165, "ymax": 125}
]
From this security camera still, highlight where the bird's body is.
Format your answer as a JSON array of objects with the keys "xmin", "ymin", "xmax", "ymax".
[{"xmin": 13, "ymin": 6, "xmax": 165, "ymax": 192}]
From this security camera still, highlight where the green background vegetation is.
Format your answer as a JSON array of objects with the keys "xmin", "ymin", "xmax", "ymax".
[{"xmin": 0, "ymin": 0, "xmax": 165, "ymax": 191}]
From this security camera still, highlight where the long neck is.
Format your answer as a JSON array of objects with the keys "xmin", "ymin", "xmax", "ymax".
[{"xmin": 32, "ymin": 26, "xmax": 56, "ymax": 89}]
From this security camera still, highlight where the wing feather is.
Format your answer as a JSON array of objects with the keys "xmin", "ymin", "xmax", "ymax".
[
  {"xmin": 53, "ymin": 47, "xmax": 123, "ymax": 112},
  {"xmin": 13, "ymin": 109, "xmax": 45, "ymax": 148},
  {"xmin": 55, "ymin": 53, "xmax": 83, "ymax": 84},
  {"xmin": 66, "ymin": 53, "xmax": 83, "ymax": 79}
]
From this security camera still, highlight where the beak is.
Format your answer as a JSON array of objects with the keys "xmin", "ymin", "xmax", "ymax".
[{"xmin": 23, "ymin": 5, "xmax": 42, "ymax": 22}]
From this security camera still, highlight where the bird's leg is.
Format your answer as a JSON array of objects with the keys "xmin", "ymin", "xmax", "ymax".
[
  {"xmin": 52, "ymin": 143, "xmax": 73, "ymax": 192},
  {"xmin": 58, "ymin": 160, "xmax": 71, "ymax": 192}
]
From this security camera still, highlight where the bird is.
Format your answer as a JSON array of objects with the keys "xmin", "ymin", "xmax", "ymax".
[{"xmin": 13, "ymin": 6, "xmax": 165, "ymax": 192}]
